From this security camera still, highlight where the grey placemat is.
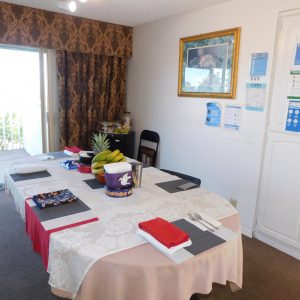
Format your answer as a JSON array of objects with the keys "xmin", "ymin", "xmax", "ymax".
[
  {"xmin": 32, "ymin": 198, "xmax": 91, "ymax": 222},
  {"xmin": 172, "ymin": 219, "xmax": 226, "ymax": 255},
  {"xmin": 83, "ymin": 178, "xmax": 105, "ymax": 189},
  {"xmin": 10, "ymin": 171, "xmax": 51, "ymax": 182},
  {"xmin": 155, "ymin": 179, "xmax": 191, "ymax": 193},
  {"xmin": 48, "ymin": 151, "xmax": 69, "ymax": 159}
]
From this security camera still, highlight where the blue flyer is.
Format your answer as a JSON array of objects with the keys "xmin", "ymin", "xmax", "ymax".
[
  {"xmin": 206, "ymin": 102, "xmax": 221, "ymax": 127},
  {"xmin": 294, "ymin": 44, "xmax": 300, "ymax": 65},
  {"xmin": 285, "ymin": 100, "xmax": 300, "ymax": 132},
  {"xmin": 250, "ymin": 52, "xmax": 268, "ymax": 77}
]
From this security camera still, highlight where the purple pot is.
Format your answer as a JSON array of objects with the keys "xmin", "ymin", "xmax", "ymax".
[{"xmin": 104, "ymin": 171, "xmax": 133, "ymax": 190}]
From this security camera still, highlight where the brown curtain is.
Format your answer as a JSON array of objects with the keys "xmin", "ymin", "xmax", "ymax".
[
  {"xmin": 0, "ymin": 2, "xmax": 132, "ymax": 58},
  {"xmin": 57, "ymin": 50, "xmax": 127, "ymax": 149}
]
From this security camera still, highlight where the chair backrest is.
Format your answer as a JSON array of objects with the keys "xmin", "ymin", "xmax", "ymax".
[
  {"xmin": 160, "ymin": 169, "xmax": 201, "ymax": 186},
  {"xmin": 137, "ymin": 130, "xmax": 160, "ymax": 167}
]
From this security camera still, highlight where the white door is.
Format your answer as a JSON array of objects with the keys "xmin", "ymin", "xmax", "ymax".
[{"xmin": 255, "ymin": 11, "xmax": 300, "ymax": 260}]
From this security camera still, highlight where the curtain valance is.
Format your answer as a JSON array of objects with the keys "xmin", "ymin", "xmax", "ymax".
[{"xmin": 0, "ymin": 2, "xmax": 132, "ymax": 58}]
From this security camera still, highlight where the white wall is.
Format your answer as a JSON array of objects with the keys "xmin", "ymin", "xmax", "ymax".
[{"xmin": 127, "ymin": 0, "xmax": 300, "ymax": 235}]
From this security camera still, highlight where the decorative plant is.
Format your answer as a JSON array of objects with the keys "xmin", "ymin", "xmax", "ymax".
[{"xmin": 91, "ymin": 132, "xmax": 110, "ymax": 154}]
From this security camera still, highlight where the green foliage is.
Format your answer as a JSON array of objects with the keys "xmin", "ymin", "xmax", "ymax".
[
  {"xmin": 91, "ymin": 132, "xmax": 110, "ymax": 154},
  {"xmin": 0, "ymin": 112, "xmax": 23, "ymax": 150}
]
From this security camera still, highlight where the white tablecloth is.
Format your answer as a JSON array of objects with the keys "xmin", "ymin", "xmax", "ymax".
[{"xmin": 5, "ymin": 158, "xmax": 239, "ymax": 299}]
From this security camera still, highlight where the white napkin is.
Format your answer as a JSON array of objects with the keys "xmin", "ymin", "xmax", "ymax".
[
  {"xmin": 197, "ymin": 212, "xmax": 222, "ymax": 228},
  {"xmin": 38, "ymin": 154, "xmax": 55, "ymax": 161},
  {"xmin": 104, "ymin": 162, "xmax": 132, "ymax": 174},
  {"xmin": 185, "ymin": 217, "xmax": 207, "ymax": 231},
  {"xmin": 137, "ymin": 228, "xmax": 192, "ymax": 255},
  {"xmin": 15, "ymin": 164, "xmax": 47, "ymax": 174},
  {"xmin": 63, "ymin": 150, "xmax": 78, "ymax": 157}
]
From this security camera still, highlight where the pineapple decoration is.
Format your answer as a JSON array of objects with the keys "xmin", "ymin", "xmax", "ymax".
[
  {"xmin": 91, "ymin": 132, "xmax": 110, "ymax": 154},
  {"xmin": 90, "ymin": 133, "xmax": 126, "ymax": 177}
]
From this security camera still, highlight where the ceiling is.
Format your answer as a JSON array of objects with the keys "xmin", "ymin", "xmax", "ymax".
[{"xmin": 3, "ymin": 0, "xmax": 230, "ymax": 27}]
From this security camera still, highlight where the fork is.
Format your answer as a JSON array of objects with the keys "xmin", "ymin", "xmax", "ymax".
[
  {"xmin": 188, "ymin": 213, "xmax": 214, "ymax": 232},
  {"xmin": 194, "ymin": 212, "xmax": 219, "ymax": 230}
]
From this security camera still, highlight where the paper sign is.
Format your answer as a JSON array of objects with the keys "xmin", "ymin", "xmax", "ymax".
[
  {"xmin": 223, "ymin": 105, "xmax": 242, "ymax": 131},
  {"xmin": 205, "ymin": 102, "xmax": 221, "ymax": 127},
  {"xmin": 245, "ymin": 82, "xmax": 267, "ymax": 112},
  {"xmin": 294, "ymin": 44, "xmax": 300, "ymax": 65},
  {"xmin": 250, "ymin": 52, "xmax": 268, "ymax": 77},
  {"xmin": 285, "ymin": 100, "xmax": 300, "ymax": 132},
  {"xmin": 288, "ymin": 71, "xmax": 300, "ymax": 96}
]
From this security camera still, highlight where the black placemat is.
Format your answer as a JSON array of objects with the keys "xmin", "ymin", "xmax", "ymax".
[
  {"xmin": 10, "ymin": 171, "xmax": 51, "ymax": 182},
  {"xmin": 155, "ymin": 179, "xmax": 192, "ymax": 193},
  {"xmin": 48, "ymin": 151, "xmax": 69, "ymax": 159},
  {"xmin": 83, "ymin": 178, "xmax": 105, "ymax": 189},
  {"xmin": 173, "ymin": 219, "xmax": 225, "ymax": 255},
  {"xmin": 32, "ymin": 198, "xmax": 90, "ymax": 222}
]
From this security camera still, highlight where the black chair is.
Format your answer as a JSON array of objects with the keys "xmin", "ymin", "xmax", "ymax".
[
  {"xmin": 137, "ymin": 130, "xmax": 160, "ymax": 167},
  {"xmin": 160, "ymin": 169, "xmax": 201, "ymax": 186}
]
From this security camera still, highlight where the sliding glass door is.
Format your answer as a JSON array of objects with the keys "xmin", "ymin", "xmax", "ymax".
[{"xmin": 0, "ymin": 45, "xmax": 58, "ymax": 155}]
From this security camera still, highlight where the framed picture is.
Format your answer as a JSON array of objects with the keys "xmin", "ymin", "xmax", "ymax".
[{"xmin": 178, "ymin": 27, "xmax": 241, "ymax": 99}]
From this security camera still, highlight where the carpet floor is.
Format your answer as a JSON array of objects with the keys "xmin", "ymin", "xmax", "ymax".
[
  {"xmin": 0, "ymin": 191, "xmax": 61, "ymax": 300},
  {"xmin": 0, "ymin": 190, "xmax": 299, "ymax": 300}
]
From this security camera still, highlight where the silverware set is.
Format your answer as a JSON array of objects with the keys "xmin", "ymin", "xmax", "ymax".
[{"xmin": 188, "ymin": 212, "xmax": 218, "ymax": 232}]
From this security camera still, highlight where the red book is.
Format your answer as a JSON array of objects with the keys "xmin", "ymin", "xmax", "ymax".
[
  {"xmin": 64, "ymin": 146, "xmax": 83, "ymax": 153},
  {"xmin": 138, "ymin": 217, "xmax": 189, "ymax": 248}
]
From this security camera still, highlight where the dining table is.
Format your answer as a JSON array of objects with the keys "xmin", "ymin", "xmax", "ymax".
[{"xmin": 4, "ymin": 152, "xmax": 243, "ymax": 300}]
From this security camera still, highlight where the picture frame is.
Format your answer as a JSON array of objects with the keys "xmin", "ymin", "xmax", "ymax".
[{"xmin": 178, "ymin": 27, "xmax": 241, "ymax": 99}]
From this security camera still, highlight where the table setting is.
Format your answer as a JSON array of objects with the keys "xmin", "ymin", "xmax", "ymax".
[{"xmin": 4, "ymin": 143, "xmax": 242, "ymax": 300}]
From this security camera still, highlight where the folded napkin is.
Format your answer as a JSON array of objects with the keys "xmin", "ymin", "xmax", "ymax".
[
  {"xmin": 38, "ymin": 155, "xmax": 55, "ymax": 161},
  {"xmin": 104, "ymin": 162, "xmax": 132, "ymax": 174},
  {"xmin": 15, "ymin": 164, "xmax": 47, "ymax": 174},
  {"xmin": 196, "ymin": 212, "xmax": 222, "ymax": 228},
  {"xmin": 64, "ymin": 150, "xmax": 79, "ymax": 157},
  {"xmin": 60, "ymin": 160, "xmax": 78, "ymax": 170},
  {"xmin": 32, "ymin": 189, "xmax": 78, "ymax": 209},
  {"xmin": 64, "ymin": 146, "xmax": 83, "ymax": 153},
  {"xmin": 137, "ymin": 228, "xmax": 192, "ymax": 255},
  {"xmin": 185, "ymin": 217, "xmax": 208, "ymax": 231},
  {"xmin": 138, "ymin": 217, "xmax": 189, "ymax": 248}
]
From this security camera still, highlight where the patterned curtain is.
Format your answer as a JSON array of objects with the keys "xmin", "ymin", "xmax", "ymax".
[
  {"xmin": 57, "ymin": 51, "xmax": 127, "ymax": 149},
  {"xmin": 0, "ymin": 2, "xmax": 132, "ymax": 58}
]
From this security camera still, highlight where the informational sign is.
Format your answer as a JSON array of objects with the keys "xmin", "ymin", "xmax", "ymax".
[
  {"xmin": 285, "ymin": 100, "xmax": 300, "ymax": 132},
  {"xmin": 250, "ymin": 52, "xmax": 268, "ymax": 78},
  {"xmin": 205, "ymin": 102, "xmax": 221, "ymax": 127},
  {"xmin": 294, "ymin": 44, "xmax": 300, "ymax": 65},
  {"xmin": 223, "ymin": 105, "xmax": 242, "ymax": 131},
  {"xmin": 245, "ymin": 82, "xmax": 267, "ymax": 111},
  {"xmin": 288, "ymin": 70, "xmax": 300, "ymax": 96}
]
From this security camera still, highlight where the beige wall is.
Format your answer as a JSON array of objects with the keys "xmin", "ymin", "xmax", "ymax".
[{"xmin": 127, "ymin": 0, "xmax": 300, "ymax": 235}]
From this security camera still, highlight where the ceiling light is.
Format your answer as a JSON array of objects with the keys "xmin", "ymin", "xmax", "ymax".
[
  {"xmin": 68, "ymin": 1, "xmax": 77, "ymax": 12},
  {"xmin": 58, "ymin": 0, "xmax": 87, "ymax": 13}
]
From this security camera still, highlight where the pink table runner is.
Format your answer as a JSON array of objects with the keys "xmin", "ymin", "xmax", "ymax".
[{"xmin": 52, "ymin": 214, "xmax": 242, "ymax": 300}]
